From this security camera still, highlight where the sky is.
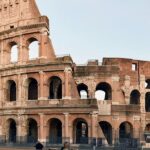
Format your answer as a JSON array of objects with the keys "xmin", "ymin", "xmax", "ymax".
[{"xmin": 36, "ymin": 0, "xmax": 150, "ymax": 64}]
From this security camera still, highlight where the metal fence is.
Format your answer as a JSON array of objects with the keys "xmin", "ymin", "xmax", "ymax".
[{"xmin": 0, "ymin": 136, "xmax": 142, "ymax": 149}]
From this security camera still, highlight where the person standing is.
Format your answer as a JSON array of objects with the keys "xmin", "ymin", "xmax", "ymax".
[
  {"xmin": 34, "ymin": 141, "xmax": 44, "ymax": 150},
  {"xmin": 61, "ymin": 142, "xmax": 70, "ymax": 150}
]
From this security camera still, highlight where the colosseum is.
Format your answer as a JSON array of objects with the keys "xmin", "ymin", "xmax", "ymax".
[{"xmin": 0, "ymin": 0, "xmax": 149, "ymax": 149}]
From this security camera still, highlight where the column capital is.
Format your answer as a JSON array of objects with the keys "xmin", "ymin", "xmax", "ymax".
[
  {"xmin": 38, "ymin": 113, "xmax": 45, "ymax": 116},
  {"xmin": 63, "ymin": 112, "xmax": 69, "ymax": 115},
  {"xmin": 64, "ymin": 67, "xmax": 72, "ymax": 73},
  {"xmin": 90, "ymin": 111, "xmax": 98, "ymax": 115},
  {"xmin": 39, "ymin": 71, "xmax": 44, "ymax": 74}
]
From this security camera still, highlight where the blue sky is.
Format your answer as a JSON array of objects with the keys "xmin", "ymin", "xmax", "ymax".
[{"xmin": 36, "ymin": 0, "xmax": 150, "ymax": 64}]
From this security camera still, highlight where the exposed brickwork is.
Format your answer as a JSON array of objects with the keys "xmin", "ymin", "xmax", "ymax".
[{"xmin": 0, "ymin": 0, "xmax": 149, "ymax": 148}]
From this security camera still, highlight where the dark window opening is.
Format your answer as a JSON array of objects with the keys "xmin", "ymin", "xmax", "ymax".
[
  {"xmin": 8, "ymin": 80, "xmax": 16, "ymax": 101},
  {"xmin": 10, "ymin": 25, "xmax": 14, "ymax": 29},
  {"xmin": 28, "ymin": 78, "xmax": 38, "ymax": 100},
  {"xmin": 145, "ymin": 124, "xmax": 150, "ymax": 142},
  {"xmin": 49, "ymin": 118, "xmax": 62, "ymax": 144},
  {"xmin": 119, "ymin": 122, "xmax": 133, "ymax": 142},
  {"xmin": 130, "ymin": 90, "xmax": 140, "ymax": 104},
  {"xmin": 73, "ymin": 119, "xmax": 88, "ymax": 144},
  {"xmin": 99, "ymin": 121, "xmax": 112, "ymax": 145},
  {"xmin": 145, "ymin": 92, "xmax": 150, "ymax": 112},
  {"xmin": 8, "ymin": 119, "xmax": 16, "ymax": 143},
  {"xmin": 49, "ymin": 76, "xmax": 62, "ymax": 99},
  {"xmin": 27, "ymin": 119, "xmax": 38, "ymax": 143}
]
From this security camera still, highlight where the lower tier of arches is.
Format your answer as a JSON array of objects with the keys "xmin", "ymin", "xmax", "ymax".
[{"xmin": 0, "ymin": 114, "xmax": 149, "ymax": 145}]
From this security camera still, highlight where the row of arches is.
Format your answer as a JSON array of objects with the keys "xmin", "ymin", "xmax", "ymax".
[
  {"xmin": 6, "ymin": 76, "xmax": 62, "ymax": 101},
  {"xmin": 77, "ymin": 82, "xmax": 150, "ymax": 111},
  {"xmin": 6, "ymin": 118, "xmax": 88, "ymax": 144},
  {"xmin": 10, "ymin": 37, "xmax": 39, "ymax": 62},
  {"xmin": 77, "ymin": 82, "xmax": 140, "ymax": 103},
  {"xmin": 5, "ymin": 77, "xmax": 150, "ymax": 111},
  {"xmin": 77, "ymin": 82, "xmax": 112, "ymax": 100},
  {"xmin": 6, "ymin": 118, "xmax": 139, "ymax": 145}
]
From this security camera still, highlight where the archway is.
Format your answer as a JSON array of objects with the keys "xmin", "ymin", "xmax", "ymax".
[
  {"xmin": 99, "ymin": 121, "xmax": 112, "ymax": 145},
  {"xmin": 10, "ymin": 42, "xmax": 18, "ymax": 62},
  {"xmin": 49, "ymin": 118, "xmax": 62, "ymax": 144},
  {"xmin": 49, "ymin": 76, "xmax": 62, "ymax": 99},
  {"xmin": 8, "ymin": 119, "xmax": 16, "ymax": 143},
  {"xmin": 95, "ymin": 82, "xmax": 112, "ymax": 100},
  {"xmin": 27, "ymin": 119, "xmax": 38, "ymax": 143},
  {"xmin": 28, "ymin": 78, "xmax": 38, "ymax": 100},
  {"xmin": 119, "ymin": 122, "xmax": 133, "ymax": 141},
  {"xmin": 7, "ymin": 80, "xmax": 16, "ymax": 101},
  {"xmin": 11, "ymin": 44, "xmax": 18, "ymax": 62},
  {"xmin": 73, "ymin": 118, "xmax": 88, "ymax": 144},
  {"xmin": 28, "ymin": 38, "xmax": 39, "ymax": 60},
  {"xmin": 77, "ymin": 83, "xmax": 88, "ymax": 99},
  {"xmin": 145, "ymin": 79, "xmax": 150, "ymax": 89},
  {"xmin": 145, "ymin": 92, "xmax": 150, "ymax": 112},
  {"xmin": 145, "ymin": 124, "xmax": 150, "ymax": 143},
  {"xmin": 130, "ymin": 90, "xmax": 140, "ymax": 104}
]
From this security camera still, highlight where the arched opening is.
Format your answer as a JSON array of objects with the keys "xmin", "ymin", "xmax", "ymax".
[
  {"xmin": 77, "ymin": 83, "xmax": 88, "ymax": 99},
  {"xmin": 130, "ymin": 90, "xmax": 140, "ymax": 104},
  {"xmin": 27, "ymin": 119, "xmax": 38, "ymax": 143},
  {"xmin": 10, "ymin": 42, "xmax": 18, "ymax": 62},
  {"xmin": 145, "ymin": 124, "xmax": 150, "ymax": 142},
  {"xmin": 145, "ymin": 79, "xmax": 150, "ymax": 89},
  {"xmin": 49, "ymin": 76, "xmax": 62, "ymax": 99},
  {"xmin": 8, "ymin": 80, "xmax": 16, "ymax": 101},
  {"xmin": 73, "ymin": 118, "xmax": 88, "ymax": 144},
  {"xmin": 145, "ymin": 92, "xmax": 150, "ymax": 112},
  {"xmin": 28, "ymin": 78, "xmax": 38, "ymax": 100},
  {"xmin": 8, "ymin": 119, "xmax": 16, "ymax": 143},
  {"xmin": 28, "ymin": 38, "xmax": 39, "ymax": 60},
  {"xmin": 119, "ymin": 122, "xmax": 133, "ymax": 141},
  {"xmin": 49, "ymin": 118, "xmax": 62, "ymax": 144},
  {"xmin": 99, "ymin": 121, "xmax": 112, "ymax": 145},
  {"xmin": 95, "ymin": 82, "xmax": 112, "ymax": 100}
]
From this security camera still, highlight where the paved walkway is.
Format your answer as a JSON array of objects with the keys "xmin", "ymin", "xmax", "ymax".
[
  {"xmin": 0, "ymin": 147, "xmax": 56, "ymax": 150},
  {"xmin": 0, "ymin": 148, "xmax": 49, "ymax": 150}
]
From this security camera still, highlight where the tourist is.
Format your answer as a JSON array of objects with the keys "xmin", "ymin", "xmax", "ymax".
[
  {"xmin": 61, "ymin": 141, "xmax": 70, "ymax": 150},
  {"xmin": 34, "ymin": 141, "xmax": 44, "ymax": 150}
]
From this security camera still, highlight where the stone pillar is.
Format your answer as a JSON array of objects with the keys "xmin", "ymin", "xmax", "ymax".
[
  {"xmin": 140, "ymin": 114, "xmax": 146, "ymax": 144},
  {"xmin": 39, "ymin": 71, "xmax": 46, "ymax": 100},
  {"xmin": 1, "ymin": 41, "xmax": 5, "ymax": 65},
  {"xmin": 112, "ymin": 128, "xmax": 116, "ymax": 145},
  {"xmin": 17, "ymin": 115, "xmax": 27, "ymax": 143},
  {"xmin": 0, "ymin": 76, "xmax": 2, "ymax": 107},
  {"xmin": 19, "ymin": 35, "xmax": 29, "ymax": 63},
  {"xmin": 0, "ymin": 117, "xmax": 5, "ymax": 143},
  {"xmin": 123, "ymin": 75, "xmax": 131, "ymax": 104},
  {"xmin": 17, "ymin": 74, "xmax": 22, "ymax": 106},
  {"xmin": 39, "ymin": 31, "xmax": 47, "ymax": 59},
  {"xmin": 64, "ymin": 113, "xmax": 69, "ymax": 142},
  {"xmin": 22, "ymin": 45, "xmax": 29, "ymax": 62},
  {"xmin": 39, "ymin": 113, "xmax": 46, "ymax": 143},
  {"xmin": 140, "ymin": 75, "xmax": 146, "ymax": 112},
  {"xmin": 21, "ymin": 75, "xmax": 28, "ymax": 102},
  {"xmin": 3, "ymin": 49, "xmax": 10, "ymax": 65},
  {"xmin": 64, "ymin": 67, "xmax": 72, "ymax": 99},
  {"xmin": 91, "ymin": 113, "xmax": 98, "ymax": 138}
]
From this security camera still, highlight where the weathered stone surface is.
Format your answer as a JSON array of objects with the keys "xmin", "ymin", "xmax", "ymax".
[{"xmin": 0, "ymin": 0, "xmax": 149, "ymax": 147}]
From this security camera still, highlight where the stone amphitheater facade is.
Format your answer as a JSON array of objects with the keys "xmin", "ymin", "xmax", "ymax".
[{"xmin": 0, "ymin": 0, "xmax": 149, "ymax": 148}]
